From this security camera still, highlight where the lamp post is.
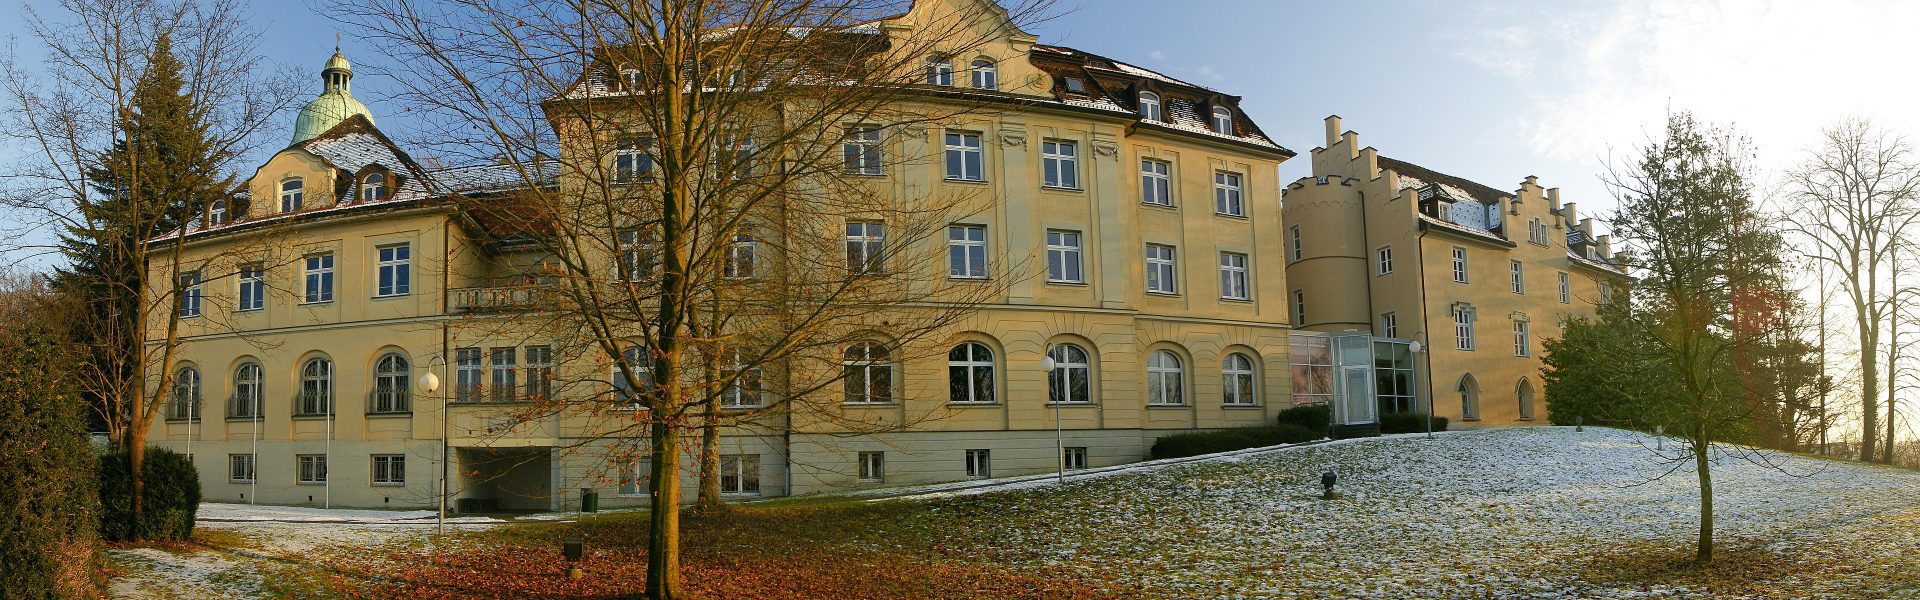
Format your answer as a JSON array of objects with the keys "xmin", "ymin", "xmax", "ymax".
[
  {"xmin": 1407, "ymin": 341, "xmax": 1430, "ymax": 440},
  {"xmin": 420, "ymin": 357, "xmax": 447, "ymax": 537},
  {"xmin": 1041, "ymin": 353, "xmax": 1060, "ymax": 483}
]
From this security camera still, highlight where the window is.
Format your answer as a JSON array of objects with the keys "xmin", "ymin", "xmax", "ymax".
[
  {"xmin": 1377, "ymin": 246, "xmax": 1393, "ymax": 276},
  {"xmin": 455, "ymin": 347, "xmax": 483, "ymax": 402},
  {"xmin": 209, "ymin": 199, "xmax": 228, "ymax": 226},
  {"xmin": 1518, "ymin": 379, "xmax": 1536, "ymax": 420},
  {"xmin": 1529, "ymin": 218, "xmax": 1549, "ymax": 245},
  {"xmin": 720, "ymin": 348, "xmax": 760, "ymax": 408},
  {"xmin": 1138, "ymin": 91, "xmax": 1161, "ymax": 120},
  {"xmin": 372, "ymin": 353, "xmax": 410, "ymax": 413},
  {"xmin": 1147, "ymin": 350, "xmax": 1185, "ymax": 405},
  {"xmin": 1063, "ymin": 77, "xmax": 1085, "ymax": 93},
  {"xmin": 280, "ymin": 178, "xmax": 303, "ymax": 212},
  {"xmin": 725, "ymin": 233, "xmax": 755, "ymax": 279},
  {"xmin": 1211, "ymin": 107, "xmax": 1234, "ymax": 133},
  {"xmin": 926, "ymin": 56, "xmax": 953, "ymax": 86},
  {"xmin": 1042, "ymin": 140, "xmax": 1079, "ymax": 189},
  {"xmin": 970, "ymin": 59, "xmax": 996, "ymax": 89},
  {"xmin": 1289, "ymin": 226, "xmax": 1302, "ymax": 262},
  {"xmin": 842, "ymin": 342, "xmax": 893, "ymax": 404},
  {"xmin": 1510, "ymin": 260, "xmax": 1525, "ymax": 294},
  {"xmin": 171, "ymin": 366, "xmax": 200, "ymax": 420},
  {"xmin": 619, "ymin": 459, "xmax": 649, "ymax": 495},
  {"xmin": 1063, "ymin": 446, "xmax": 1088, "ymax": 470},
  {"xmin": 1293, "ymin": 290, "xmax": 1306, "ymax": 326},
  {"xmin": 1513, "ymin": 321, "xmax": 1531, "ymax": 357},
  {"xmin": 845, "ymin": 221, "xmax": 885, "ymax": 274},
  {"xmin": 715, "ymin": 130, "xmax": 754, "ymax": 179},
  {"xmin": 858, "ymin": 451, "xmax": 885, "ymax": 482},
  {"xmin": 720, "ymin": 454, "xmax": 760, "ymax": 494},
  {"xmin": 614, "ymin": 136, "xmax": 654, "ymax": 183},
  {"xmin": 372, "ymin": 455, "xmax": 405, "ymax": 486},
  {"xmin": 361, "ymin": 172, "xmax": 388, "ymax": 202},
  {"xmin": 1460, "ymin": 377, "xmax": 1481, "ymax": 420},
  {"xmin": 297, "ymin": 454, "xmax": 328, "ymax": 484},
  {"xmin": 944, "ymin": 132, "xmax": 984, "ymax": 181},
  {"xmin": 1223, "ymin": 353, "xmax": 1256, "ymax": 406},
  {"xmin": 1046, "ymin": 230, "xmax": 1083, "ymax": 283},
  {"xmin": 964, "ymin": 449, "xmax": 991, "ymax": 479},
  {"xmin": 1145, "ymin": 244, "xmax": 1177, "ymax": 295},
  {"xmin": 1140, "ymin": 159, "xmax": 1171, "ymax": 206},
  {"xmin": 612, "ymin": 345, "xmax": 654, "ymax": 405},
  {"xmin": 238, "ymin": 264, "xmax": 264, "ymax": 311},
  {"xmin": 844, "ymin": 126, "xmax": 883, "ymax": 175},
  {"xmin": 1375, "ymin": 339, "xmax": 1417, "ymax": 414},
  {"xmin": 1454, "ymin": 305, "xmax": 1476, "ymax": 351},
  {"xmin": 947, "ymin": 225, "xmax": 987, "ymax": 279},
  {"xmin": 1451, "ymin": 247, "xmax": 1468, "ymax": 283},
  {"xmin": 617, "ymin": 227, "xmax": 657, "ymax": 281},
  {"xmin": 620, "ymin": 67, "xmax": 644, "ymax": 91},
  {"xmin": 1214, "ymin": 171, "xmax": 1244, "ymax": 216},
  {"xmin": 1380, "ymin": 312, "xmax": 1398, "ymax": 339},
  {"xmin": 1219, "ymin": 252, "xmax": 1250, "ymax": 300},
  {"xmin": 1047, "ymin": 343, "xmax": 1091, "ymax": 404},
  {"xmin": 177, "ymin": 271, "xmax": 202, "ymax": 317},
  {"xmin": 298, "ymin": 357, "xmax": 332, "ymax": 416},
  {"xmin": 1600, "ymin": 283, "xmax": 1614, "ymax": 306},
  {"xmin": 524, "ymin": 345, "xmax": 552, "ymax": 401},
  {"xmin": 229, "ymin": 454, "xmax": 255, "ymax": 483},
  {"xmin": 1290, "ymin": 334, "xmax": 1334, "ymax": 406},
  {"xmin": 231, "ymin": 363, "xmax": 262, "ymax": 418},
  {"xmin": 490, "ymin": 347, "xmax": 518, "ymax": 402},
  {"xmin": 1558, "ymin": 272, "xmax": 1571, "ymax": 304},
  {"xmin": 304, "ymin": 253, "xmax": 334, "ymax": 303},
  {"xmin": 948, "ymin": 342, "xmax": 996, "ymax": 404},
  {"xmin": 377, "ymin": 243, "xmax": 411, "ymax": 297}
]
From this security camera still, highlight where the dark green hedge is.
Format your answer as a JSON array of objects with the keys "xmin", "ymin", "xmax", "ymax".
[
  {"xmin": 1275, "ymin": 404, "xmax": 1331, "ymax": 432},
  {"xmin": 98, "ymin": 447, "xmax": 199, "ymax": 541},
  {"xmin": 1379, "ymin": 411, "xmax": 1448, "ymax": 434},
  {"xmin": 0, "ymin": 317, "xmax": 100, "ymax": 596},
  {"xmin": 1151, "ymin": 424, "xmax": 1319, "ymax": 459}
]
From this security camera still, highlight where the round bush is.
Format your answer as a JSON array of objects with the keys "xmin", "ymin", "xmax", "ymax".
[
  {"xmin": 1379, "ymin": 411, "xmax": 1449, "ymax": 434},
  {"xmin": 98, "ymin": 447, "xmax": 199, "ymax": 541},
  {"xmin": 1276, "ymin": 404, "xmax": 1331, "ymax": 432}
]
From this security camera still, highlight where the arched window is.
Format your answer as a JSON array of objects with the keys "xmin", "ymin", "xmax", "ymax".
[
  {"xmin": 1211, "ymin": 106, "xmax": 1234, "ymax": 134},
  {"xmin": 1223, "ymin": 353, "xmax": 1256, "ymax": 406},
  {"xmin": 232, "ymin": 363, "xmax": 263, "ymax": 419},
  {"xmin": 1459, "ymin": 374, "xmax": 1480, "ymax": 420},
  {"xmin": 1517, "ymin": 378, "xmax": 1536, "ymax": 420},
  {"xmin": 970, "ymin": 59, "xmax": 997, "ymax": 89},
  {"xmin": 721, "ymin": 348, "xmax": 761, "ymax": 408},
  {"xmin": 947, "ymin": 342, "xmax": 995, "ymax": 404},
  {"xmin": 1048, "ymin": 343, "xmax": 1091, "ymax": 404},
  {"xmin": 843, "ymin": 342, "xmax": 892, "ymax": 404},
  {"xmin": 1138, "ymin": 91, "xmax": 1161, "ymax": 121},
  {"xmin": 926, "ymin": 55, "xmax": 953, "ymax": 86},
  {"xmin": 280, "ymin": 178, "xmax": 304, "ymax": 212},
  {"xmin": 361, "ymin": 172, "xmax": 388, "ymax": 202},
  {"xmin": 299, "ymin": 357, "xmax": 333, "ymax": 416},
  {"xmin": 373, "ymin": 353, "xmax": 410, "ymax": 413},
  {"xmin": 171, "ymin": 366, "xmax": 200, "ymax": 420},
  {"xmin": 1147, "ymin": 350, "xmax": 1184, "ymax": 405},
  {"xmin": 208, "ymin": 199, "xmax": 228, "ymax": 226}
]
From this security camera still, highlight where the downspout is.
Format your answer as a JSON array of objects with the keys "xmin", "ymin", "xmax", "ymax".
[{"xmin": 1416, "ymin": 225, "xmax": 1436, "ymax": 419}]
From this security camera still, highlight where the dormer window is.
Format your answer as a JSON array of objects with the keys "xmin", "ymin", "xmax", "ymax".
[
  {"xmin": 280, "ymin": 178, "xmax": 303, "ymax": 212},
  {"xmin": 1211, "ymin": 107, "xmax": 1234, "ymax": 134},
  {"xmin": 1063, "ymin": 77, "xmax": 1085, "ymax": 93},
  {"xmin": 1138, "ymin": 91, "xmax": 1161, "ymax": 121},
  {"xmin": 926, "ymin": 56, "xmax": 953, "ymax": 86},
  {"xmin": 209, "ymin": 199, "xmax": 227, "ymax": 226},
  {"xmin": 361, "ymin": 172, "xmax": 388, "ymax": 202},
  {"xmin": 970, "ymin": 59, "xmax": 996, "ymax": 89},
  {"xmin": 621, "ymin": 67, "xmax": 644, "ymax": 91}
]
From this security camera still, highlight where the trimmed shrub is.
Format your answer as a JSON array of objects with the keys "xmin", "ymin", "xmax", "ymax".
[
  {"xmin": 0, "ymin": 315, "xmax": 101, "ymax": 596},
  {"xmin": 1379, "ymin": 412, "xmax": 1449, "ymax": 434},
  {"xmin": 1275, "ymin": 403, "xmax": 1331, "ymax": 432},
  {"xmin": 1151, "ymin": 424, "xmax": 1318, "ymax": 459},
  {"xmin": 98, "ymin": 447, "xmax": 200, "ymax": 541}
]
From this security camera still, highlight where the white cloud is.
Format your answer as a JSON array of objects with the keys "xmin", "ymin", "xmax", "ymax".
[{"xmin": 1148, "ymin": 49, "xmax": 1166, "ymax": 61}]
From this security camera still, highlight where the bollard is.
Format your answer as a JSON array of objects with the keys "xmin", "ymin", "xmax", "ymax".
[
  {"xmin": 563, "ymin": 539, "xmax": 585, "ymax": 578},
  {"xmin": 1321, "ymin": 470, "xmax": 1337, "ymax": 500},
  {"xmin": 1655, "ymin": 425, "xmax": 1663, "ymax": 450},
  {"xmin": 1575, "ymin": 416, "xmax": 1584, "ymax": 432}
]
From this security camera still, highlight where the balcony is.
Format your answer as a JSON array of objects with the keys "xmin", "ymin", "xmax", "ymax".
[{"xmin": 450, "ymin": 285, "xmax": 553, "ymax": 313}]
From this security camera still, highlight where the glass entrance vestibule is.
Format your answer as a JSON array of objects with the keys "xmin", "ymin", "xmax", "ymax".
[{"xmin": 1289, "ymin": 332, "xmax": 1421, "ymax": 434}]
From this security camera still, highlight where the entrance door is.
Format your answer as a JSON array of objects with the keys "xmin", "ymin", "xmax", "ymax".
[{"xmin": 1338, "ymin": 365, "xmax": 1376, "ymax": 425}]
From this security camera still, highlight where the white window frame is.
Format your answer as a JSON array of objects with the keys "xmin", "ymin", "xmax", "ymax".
[
  {"xmin": 844, "ymin": 126, "xmax": 883, "ymax": 175},
  {"xmin": 614, "ymin": 136, "xmax": 655, "ymax": 183},
  {"xmin": 303, "ymin": 253, "xmax": 334, "ymax": 304},
  {"xmin": 229, "ymin": 454, "xmax": 256, "ymax": 483},
  {"xmin": 231, "ymin": 363, "xmax": 262, "ymax": 418},
  {"xmin": 1146, "ymin": 349, "xmax": 1185, "ymax": 406},
  {"xmin": 926, "ymin": 56, "xmax": 953, "ymax": 86},
  {"xmin": 1380, "ymin": 312, "xmax": 1398, "ymax": 339},
  {"xmin": 857, "ymin": 451, "xmax": 885, "ymax": 482},
  {"xmin": 1140, "ymin": 159, "xmax": 1172, "ymax": 206},
  {"xmin": 177, "ymin": 271, "xmax": 202, "ymax": 318},
  {"xmin": 1513, "ymin": 321, "xmax": 1531, "ymax": 357},
  {"xmin": 299, "ymin": 357, "xmax": 333, "ymax": 416},
  {"xmin": 1219, "ymin": 252, "xmax": 1249, "ymax": 300},
  {"xmin": 372, "ymin": 353, "xmax": 410, "ymax": 413},
  {"xmin": 360, "ymin": 172, "xmax": 388, "ymax": 202},
  {"xmin": 171, "ymin": 366, "xmax": 200, "ymax": 420},
  {"xmin": 524, "ymin": 345, "xmax": 553, "ymax": 401},
  {"xmin": 371, "ymin": 454, "xmax": 406, "ymax": 486},
  {"xmin": 1451, "ymin": 246, "xmax": 1469, "ymax": 283},
  {"xmin": 1223, "ymin": 353, "xmax": 1256, "ymax": 406},
  {"xmin": 947, "ymin": 224, "xmax": 987, "ymax": 279},
  {"xmin": 617, "ymin": 227, "xmax": 656, "ymax": 281},
  {"xmin": 1377, "ymin": 246, "xmax": 1393, "ymax": 276},
  {"xmin": 720, "ymin": 454, "xmax": 761, "ymax": 495},
  {"xmin": 1042, "ymin": 140, "xmax": 1079, "ymax": 189},
  {"xmin": 209, "ymin": 199, "xmax": 227, "ymax": 226},
  {"xmin": 964, "ymin": 449, "xmax": 991, "ymax": 479},
  {"xmin": 1045, "ymin": 229, "xmax": 1083, "ymax": 284},
  {"xmin": 489, "ymin": 347, "xmax": 518, "ymax": 402},
  {"xmin": 1214, "ymin": 171, "xmax": 1244, "ymax": 217},
  {"xmin": 455, "ymin": 347, "xmax": 483, "ymax": 402},
  {"xmin": 970, "ymin": 58, "xmax": 996, "ymax": 89},
  {"xmin": 1454, "ymin": 306, "xmax": 1476, "ymax": 351},
  {"xmin": 944, "ymin": 132, "xmax": 984, "ymax": 181},
  {"xmin": 1063, "ymin": 446, "xmax": 1088, "ymax": 470},
  {"xmin": 947, "ymin": 342, "xmax": 996, "ymax": 404},
  {"xmin": 724, "ymin": 233, "xmax": 756, "ymax": 279},
  {"xmin": 720, "ymin": 348, "xmax": 761, "ymax": 409},
  {"xmin": 619, "ymin": 459, "xmax": 649, "ymax": 495},
  {"xmin": 297, "ymin": 454, "xmax": 328, "ymax": 485},
  {"xmin": 842, "ymin": 342, "xmax": 893, "ymax": 405},
  {"xmin": 1294, "ymin": 290, "xmax": 1306, "ymax": 326},
  {"xmin": 1138, "ymin": 91, "xmax": 1161, "ymax": 121},
  {"xmin": 377, "ymin": 243, "xmax": 411, "ymax": 297},
  {"xmin": 1145, "ymin": 244, "xmax": 1177, "ymax": 295},
  {"xmin": 1510, "ymin": 259, "xmax": 1525, "ymax": 294},
  {"xmin": 1211, "ymin": 107, "xmax": 1234, "ymax": 133},
  {"xmin": 1289, "ymin": 226, "xmax": 1303, "ymax": 262},
  {"xmin": 1558, "ymin": 272, "xmax": 1571, "ymax": 304},
  {"xmin": 1047, "ymin": 343, "xmax": 1092, "ymax": 404},
  {"xmin": 238, "ymin": 264, "xmax": 265, "ymax": 311},
  {"xmin": 280, "ymin": 178, "xmax": 303, "ymax": 212},
  {"xmin": 845, "ymin": 220, "xmax": 885, "ymax": 274}
]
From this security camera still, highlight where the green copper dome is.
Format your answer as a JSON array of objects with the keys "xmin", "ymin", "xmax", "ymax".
[{"xmin": 291, "ymin": 51, "xmax": 374, "ymax": 144}]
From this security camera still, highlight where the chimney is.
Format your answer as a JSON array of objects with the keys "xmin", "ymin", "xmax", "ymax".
[
  {"xmin": 1597, "ymin": 234, "xmax": 1613, "ymax": 258},
  {"xmin": 1497, "ymin": 196, "xmax": 1513, "ymax": 220},
  {"xmin": 1546, "ymin": 187, "xmax": 1562, "ymax": 213},
  {"xmin": 1324, "ymin": 115, "xmax": 1342, "ymax": 148},
  {"xmin": 1359, "ymin": 146, "xmax": 1379, "ymax": 178},
  {"xmin": 1561, "ymin": 202, "xmax": 1577, "ymax": 229}
]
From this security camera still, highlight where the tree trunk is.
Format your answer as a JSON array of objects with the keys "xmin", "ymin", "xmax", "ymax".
[
  {"xmin": 1694, "ymin": 436, "xmax": 1713, "ymax": 563},
  {"xmin": 696, "ymin": 355, "xmax": 722, "ymax": 511},
  {"xmin": 645, "ymin": 408, "xmax": 681, "ymax": 599},
  {"xmin": 1859, "ymin": 319, "xmax": 1880, "ymax": 462}
]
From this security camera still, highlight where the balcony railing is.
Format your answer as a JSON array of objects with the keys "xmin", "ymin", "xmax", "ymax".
[{"xmin": 449, "ymin": 285, "xmax": 555, "ymax": 313}]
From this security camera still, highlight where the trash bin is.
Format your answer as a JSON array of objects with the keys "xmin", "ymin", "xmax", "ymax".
[{"xmin": 580, "ymin": 488, "xmax": 599, "ymax": 513}]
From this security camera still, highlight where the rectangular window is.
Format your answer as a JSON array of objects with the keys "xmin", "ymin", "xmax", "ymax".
[
  {"xmin": 1377, "ymin": 246, "xmax": 1393, "ymax": 276},
  {"xmin": 304, "ymin": 253, "xmax": 334, "ymax": 303},
  {"xmin": 1214, "ymin": 171, "xmax": 1244, "ymax": 216},
  {"xmin": 944, "ymin": 132, "xmax": 984, "ymax": 182},
  {"xmin": 238, "ymin": 264, "xmax": 265, "ymax": 311},
  {"xmin": 1045, "ymin": 230, "xmax": 1083, "ymax": 283},
  {"xmin": 964, "ymin": 449, "xmax": 991, "ymax": 479},
  {"xmin": 1380, "ymin": 312, "xmax": 1398, "ymax": 339},
  {"xmin": 1600, "ymin": 282, "xmax": 1614, "ymax": 306},
  {"xmin": 614, "ymin": 136, "xmax": 654, "ymax": 183},
  {"xmin": 1063, "ymin": 446, "xmax": 1088, "ymax": 470},
  {"xmin": 619, "ymin": 459, "xmax": 649, "ymax": 495},
  {"xmin": 297, "ymin": 454, "xmax": 328, "ymax": 484},
  {"xmin": 725, "ymin": 233, "xmax": 756, "ymax": 279},
  {"xmin": 371, "ymin": 455, "xmax": 406, "ymax": 486},
  {"xmin": 455, "ymin": 347, "xmax": 482, "ymax": 402},
  {"xmin": 229, "ymin": 454, "xmax": 255, "ymax": 483},
  {"xmin": 1558, "ymin": 272, "xmax": 1571, "ymax": 304},
  {"xmin": 857, "ymin": 451, "xmax": 884, "ymax": 482},
  {"xmin": 947, "ymin": 225, "xmax": 987, "ymax": 279},
  {"xmin": 1529, "ymin": 218, "xmax": 1548, "ymax": 245},
  {"xmin": 1293, "ymin": 290, "xmax": 1306, "ymax": 326},
  {"xmin": 844, "ymin": 126, "xmax": 883, "ymax": 175},
  {"xmin": 377, "ymin": 243, "xmax": 411, "ymax": 297},
  {"xmin": 1513, "ymin": 321, "xmax": 1531, "ymax": 357},
  {"xmin": 1141, "ymin": 159, "xmax": 1171, "ymax": 206},
  {"xmin": 1510, "ymin": 260, "xmax": 1525, "ymax": 294},
  {"xmin": 1145, "ymin": 244, "xmax": 1177, "ymax": 295},
  {"xmin": 1451, "ymin": 247, "xmax": 1468, "ymax": 283},
  {"xmin": 177, "ymin": 271, "xmax": 202, "ymax": 318},
  {"xmin": 617, "ymin": 227, "xmax": 656, "ymax": 281},
  {"xmin": 489, "ymin": 347, "xmax": 518, "ymax": 402},
  {"xmin": 524, "ymin": 345, "xmax": 553, "ymax": 401},
  {"xmin": 1042, "ymin": 140, "xmax": 1079, "ymax": 189},
  {"xmin": 715, "ymin": 131, "xmax": 754, "ymax": 179},
  {"xmin": 1219, "ymin": 252, "xmax": 1249, "ymax": 300},
  {"xmin": 846, "ymin": 221, "xmax": 885, "ymax": 274},
  {"xmin": 1454, "ymin": 306, "xmax": 1475, "ymax": 351},
  {"xmin": 720, "ymin": 454, "xmax": 761, "ymax": 495},
  {"xmin": 1289, "ymin": 227, "xmax": 1302, "ymax": 262}
]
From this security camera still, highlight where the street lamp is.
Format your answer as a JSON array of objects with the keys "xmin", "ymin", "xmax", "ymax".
[
  {"xmin": 420, "ymin": 356, "xmax": 448, "ymax": 537},
  {"xmin": 1407, "ymin": 341, "xmax": 1431, "ymax": 440},
  {"xmin": 1041, "ymin": 353, "xmax": 1060, "ymax": 483}
]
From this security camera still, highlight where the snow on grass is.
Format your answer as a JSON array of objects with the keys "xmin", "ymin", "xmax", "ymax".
[{"xmin": 108, "ymin": 547, "xmax": 263, "ymax": 600}]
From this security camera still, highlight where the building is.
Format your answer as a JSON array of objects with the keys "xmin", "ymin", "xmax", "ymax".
[
  {"xmin": 1281, "ymin": 116, "xmax": 1629, "ymax": 427},
  {"xmin": 143, "ymin": 0, "xmax": 1298, "ymax": 510}
]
